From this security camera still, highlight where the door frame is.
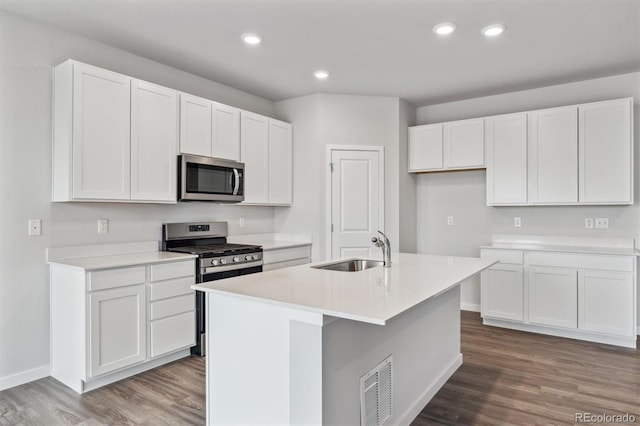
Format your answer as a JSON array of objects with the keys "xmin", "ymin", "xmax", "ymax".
[{"xmin": 325, "ymin": 145, "xmax": 385, "ymax": 260}]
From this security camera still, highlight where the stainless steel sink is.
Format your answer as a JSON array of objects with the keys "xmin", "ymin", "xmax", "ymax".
[{"xmin": 311, "ymin": 259, "xmax": 384, "ymax": 272}]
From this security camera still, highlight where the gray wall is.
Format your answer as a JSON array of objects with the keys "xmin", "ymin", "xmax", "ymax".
[
  {"xmin": 274, "ymin": 94, "xmax": 413, "ymax": 261},
  {"xmin": 0, "ymin": 11, "xmax": 278, "ymax": 383},
  {"xmin": 415, "ymin": 72, "xmax": 640, "ymax": 312}
]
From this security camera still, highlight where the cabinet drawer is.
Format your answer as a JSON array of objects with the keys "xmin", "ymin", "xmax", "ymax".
[
  {"xmin": 150, "ymin": 311, "xmax": 195, "ymax": 358},
  {"xmin": 263, "ymin": 246, "xmax": 311, "ymax": 265},
  {"xmin": 150, "ymin": 293, "xmax": 195, "ymax": 321},
  {"xmin": 480, "ymin": 249, "xmax": 523, "ymax": 265},
  {"xmin": 88, "ymin": 266, "xmax": 146, "ymax": 291},
  {"xmin": 527, "ymin": 252, "xmax": 634, "ymax": 272},
  {"xmin": 150, "ymin": 260, "xmax": 194, "ymax": 282},
  {"xmin": 150, "ymin": 276, "xmax": 195, "ymax": 301}
]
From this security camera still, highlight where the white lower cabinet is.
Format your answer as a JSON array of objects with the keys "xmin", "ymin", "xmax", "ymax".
[
  {"xmin": 50, "ymin": 259, "xmax": 195, "ymax": 393},
  {"xmin": 481, "ymin": 263, "xmax": 524, "ymax": 321},
  {"xmin": 481, "ymin": 246, "xmax": 637, "ymax": 348},
  {"xmin": 578, "ymin": 269, "xmax": 634, "ymax": 337},
  {"xmin": 89, "ymin": 285, "xmax": 146, "ymax": 377},
  {"xmin": 528, "ymin": 266, "xmax": 577, "ymax": 329}
]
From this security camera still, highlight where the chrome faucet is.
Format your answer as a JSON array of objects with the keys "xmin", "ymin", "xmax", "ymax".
[{"xmin": 371, "ymin": 231, "xmax": 391, "ymax": 267}]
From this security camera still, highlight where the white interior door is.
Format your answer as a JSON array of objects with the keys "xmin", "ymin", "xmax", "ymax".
[{"xmin": 329, "ymin": 147, "xmax": 384, "ymax": 260}]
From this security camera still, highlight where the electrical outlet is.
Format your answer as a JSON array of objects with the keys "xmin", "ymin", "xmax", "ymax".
[
  {"xmin": 447, "ymin": 216, "xmax": 454, "ymax": 226},
  {"xmin": 239, "ymin": 217, "xmax": 245, "ymax": 228},
  {"xmin": 514, "ymin": 217, "xmax": 521, "ymax": 227},
  {"xmin": 98, "ymin": 219, "xmax": 109, "ymax": 234},
  {"xmin": 28, "ymin": 219, "xmax": 41, "ymax": 236},
  {"xmin": 595, "ymin": 217, "xmax": 609, "ymax": 229},
  {"xmin": 584, "ymin": 218, "xmax": 594, "ymax": 229}
]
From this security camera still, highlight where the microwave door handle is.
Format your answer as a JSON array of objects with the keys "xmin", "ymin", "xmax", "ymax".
[{"xmin": 232, "ymin": 168, "xmax": 240, "ymax": 195}]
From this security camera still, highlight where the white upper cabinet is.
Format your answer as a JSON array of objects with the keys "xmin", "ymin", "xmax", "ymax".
[
  {"xmin": 579, "ymin": 98, "xmax": 633, "ymax": 204},
  {"xmin": 212, "ymin": 102, "xmax": 241, "ymax": 161},
  {"xmin": 443, "ymin": 118, "xmax": 484, "ymax": 169},
  {"xmin": 131, "ymin": 80, "xmax": 178, "ymax": 202},
  {"xmin": 408, "ymin": 124, "xmax": 442, "ymax": 171},
  {"xmin": 268, "ymin": 119, "xmax": 293, "ymax": 205},
  {"xmin": 241, "ymin": 111, "xmax": 270, "ymax": 204},
  {"xmin": 53, "ymin": 60, "xmax": 178, "ymax": 203},
  {"xmin": 179, "ymin": 95, "xmax": 242, "ymax": 162},
  {"xmin": 179, "ymin": 93, "xmax": 212, "ymax": 157},
  {"xmin": 240, "ymin": 112, "xmax": 293, "ymax": 205},
  {"xmin": 528, "ymin": 106, "xmax": 578, "ymax": 204},
  {"xmin": 408, "ymin": 118, "xmax": 484, "ymax": 172},
  {"xmin": 485, "ymin": 113, "xmax": 528, "ymax": 205},
  {"xmin": 71, "ymin": 62, "xmax": 131, "ymax": 200}
]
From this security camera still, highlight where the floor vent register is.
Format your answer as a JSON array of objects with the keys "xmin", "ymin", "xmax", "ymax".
[{"xmin": 360, "ymin": 355, "xmax": 393, "ymax": 426}]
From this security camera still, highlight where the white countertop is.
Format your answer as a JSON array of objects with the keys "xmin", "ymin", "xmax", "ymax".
[
  {"xmin": 194, "ymin": 253, "xmax": 496, "ymax": 325},
  {"xmin": 227, "ymin": 233, "xmax": 312, "ymax": 251},
  {"xmin": 47, "ymin": 241, "xmax": 197, "ymax": 270},
  {"xmin": 47, "ymin": 251, "xmax": 196, "ymax": 270},
  {"xmin": 481, "ymin": 242, "xmax": 639, "ymax": 256}
]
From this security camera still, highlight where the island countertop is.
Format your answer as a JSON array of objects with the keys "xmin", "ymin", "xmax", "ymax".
[{"xmin": 193, "ymin": 252, "xmax": 496, "ymax": 325}]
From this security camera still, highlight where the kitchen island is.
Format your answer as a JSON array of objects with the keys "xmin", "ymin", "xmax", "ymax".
[{"xmin": 194, "ymin": 253, "xmax": 496, "ymax": 425}]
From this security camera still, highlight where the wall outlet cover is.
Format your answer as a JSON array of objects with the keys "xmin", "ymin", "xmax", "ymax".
[
  {"xmin": 98, "ymin": 219, "xmax": 109, "ymax": 234},
  {"xmin": 584, "ymin": 218, "xmax": 594, "ymax": 229},
  {"xmin": 447, "ymin": 216, "xmax": 454, "ymax": 226},
  {"xmin": 514, "ymin": 217, "xmax": 521, "ymax": 227}
]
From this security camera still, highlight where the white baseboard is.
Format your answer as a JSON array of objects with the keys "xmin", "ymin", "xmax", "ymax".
[
  {"xmin": 0, "ymin": 365, "xmax": 50, "ymax": 391},
  {"xmin": 460, "ymin": 303, "xmax": 480, "ymax": 312},
  {"xmin": 397, "ymin": 353, "xmax": 463, "ymax": 426}
]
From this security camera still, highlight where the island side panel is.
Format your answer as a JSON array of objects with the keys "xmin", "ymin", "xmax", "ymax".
[
  {"xmin": 206, "ymin": 292, "xmax": 324, "ymax": 426},
  {"xmin": 322, "ymin": 285, "xmax": 462, "ymax": 426}
]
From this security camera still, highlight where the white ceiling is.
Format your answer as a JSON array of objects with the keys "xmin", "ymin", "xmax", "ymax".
[{"xmin": 1, "ymin": 0, "xmax": 639, "ymax": 106}]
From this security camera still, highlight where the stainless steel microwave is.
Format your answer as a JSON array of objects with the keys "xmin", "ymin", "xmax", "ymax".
[{"xmin": 178, "ymin": 155, "xmax": 244, "ymax": 202}]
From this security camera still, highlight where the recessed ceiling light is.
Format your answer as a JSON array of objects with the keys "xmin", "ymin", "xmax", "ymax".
[
  {"xmin": 242, "ymin": 33, "xmax": 262, "ymax": 45},
  {"xmin": 432, "ymin": 22, "xmax": 457, "ymax": 35},
  {"xmin": 481, "ymin": 24, "xmax": 506, "ymax": 37},
  {"xmin": 314, "ymin": 70, "xmax": 329, "ymax": 80}
]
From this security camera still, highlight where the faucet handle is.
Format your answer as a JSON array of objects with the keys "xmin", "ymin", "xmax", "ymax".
[
  {"xmin": 371, "ymin": 237, "xmax": 378, "ymax": 243},
  {"xmin": 377, "ymin": 231, "xmax": 390, "ymax": 245}
]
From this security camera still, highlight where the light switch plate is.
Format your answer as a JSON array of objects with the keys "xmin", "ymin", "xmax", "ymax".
[{"xmin": 28, "ymin": 219, "xmax": 41, "ymax": 236}]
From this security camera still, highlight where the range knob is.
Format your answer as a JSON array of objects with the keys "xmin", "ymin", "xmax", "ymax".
[
  {"xmin": 211, "ymin": 259, "xmax": 219, "ymax": 266},
  {"xmin": 233, "ymin": 256, "xmax": 240, "ymax": 262},
  {"xmin": 245, "ymin": 255, "xmax": 252, "ymax": 261},
  {"xmin": 220, "ymin": 258, "xmax": 227, "ymax": 265},
  {"xmin": 252, "ymin": 254, "xmax": 259, "ymax": 260}
]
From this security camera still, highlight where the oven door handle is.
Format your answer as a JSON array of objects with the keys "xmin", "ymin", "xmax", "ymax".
[
  {"xmin": 201, "ymin": 260, "xmax": 263, "ymax": 275},
  {"xmin": 232, "ymin": 168, "xmax": 240, "ymax": 195}
]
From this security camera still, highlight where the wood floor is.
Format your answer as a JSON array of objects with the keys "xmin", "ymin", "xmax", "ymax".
[{"xmin": 1, "ymin": 312, "xmax": 638, "ymax": 425}]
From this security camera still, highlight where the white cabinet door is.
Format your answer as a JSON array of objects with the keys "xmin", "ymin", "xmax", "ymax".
[
  {"xmin": 443, "ymin": 118, "xmax": 484, "ymax": 169},
  {"xmin": 212, "ymin": 102, "xmax": 241, "ymax": 161},
  {"xmin": 485, "ymin": 113, "xmax": 528, "ymax": 205},
  {"xmin": 89, "ymin": 285, "xmax": 146, "ymax": 378},
  {"xmin": 268, "ymin": 119, "xmax": 293, "ymax": 205},
  {"xmin": 131, "ymin": 80, "xmax": 178, "ymax": 202},
  {"xmin": 528, "ymin": 106, "xmax": 578, "ymax": 204},
  {"xmin": 579, "ymin": 98, "xmax": 633, "ymax": 204},
  {"xmin": 72, "ymin": 63, "xmax": 131, "ymax": 200},
  {"xmin": 528, "ymin": 266, "xmax": 577, "ymax": 329},
  {"xmin": 240, "ymin": 111, "xmax": 269, "ymax": 204},
  {"xmin": 481, "ymin": 264, "xmax": 524, "ymax": 321},
  {"xmin": 179, "ymin": 93, "xmax": 212, "ymax": 157},
  {"xmin": 408, "ymin": 124, "xmax": 443, "ymax": 171},
  {"xmin": 578, "ymin": 270, "xmax": 634, "ymax": 337}
]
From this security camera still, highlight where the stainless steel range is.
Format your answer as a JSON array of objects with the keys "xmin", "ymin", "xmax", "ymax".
[{"xmin": 162, "ymin": 221, "xmax": 263, "ymax": 356}]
